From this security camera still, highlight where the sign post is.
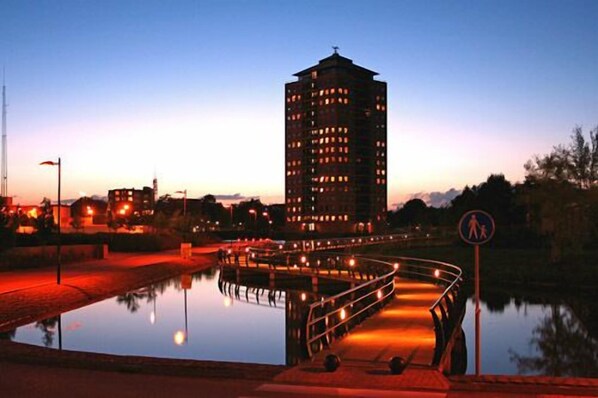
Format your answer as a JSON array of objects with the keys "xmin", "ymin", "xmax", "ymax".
[{"xmin": 458, "ymin": 210, "xmax": 495, "ymax": 376}]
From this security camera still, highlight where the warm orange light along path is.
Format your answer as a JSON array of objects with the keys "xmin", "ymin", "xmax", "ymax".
[
  {"xmin": 316, "ymin": 279, "xmax": 441, "ymax": 366},
  {"xmin": 271, "ymin": 278, "xmax": 450, "ymax": 394}
]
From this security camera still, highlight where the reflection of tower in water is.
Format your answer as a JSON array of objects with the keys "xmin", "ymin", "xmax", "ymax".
[
  {"xmin": 217, "ymin": 269, "xmax": 317, "ymax": 365},
  {"xmin": 285, "ymin": 291, "xmax": 315, "ymax": 365}
]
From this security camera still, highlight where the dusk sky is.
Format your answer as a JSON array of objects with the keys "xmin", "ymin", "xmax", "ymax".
[{"xmin": 1, "ymin": 0, "xmax": 597, "ymax": 208}]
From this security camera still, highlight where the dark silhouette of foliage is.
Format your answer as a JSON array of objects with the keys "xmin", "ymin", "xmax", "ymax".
[
  {"xmin": 525, "ymin": 125, "xmax": 598, "ymax": 189},
  {"xmin": 70, "ymin": 214, "xmax": 84, "ymax": 232},
  {"xmin": 35, "ymin": 197, "xmax": 55, "ymax": 238},
  {"xmin": 390, "ymin": 198, "xmax": 428, "ymax": 227},
  {"xmin": 0, "ymin": 197, "xmax": 19, "ymax": 250}
]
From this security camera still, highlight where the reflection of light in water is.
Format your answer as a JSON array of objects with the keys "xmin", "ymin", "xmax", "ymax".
[
  {"xmin": 173, "ymin": 330, "xmax": 186, "ymax": 345},
  {"xmin": 150, "ymin": 311, "xmax": 156, "ymax": 325},
  {"xmin": 224, "ymin": 297, "xmax": 233, "ymax": 307},
  {"xmin": 301, "ymin": 293, "xmax": 306, "ymax": 302}
]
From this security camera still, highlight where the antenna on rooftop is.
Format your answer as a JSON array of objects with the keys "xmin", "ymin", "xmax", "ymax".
[{"xmin": 153, "ymin": 169, "xmax": 158, "ymax": 203}]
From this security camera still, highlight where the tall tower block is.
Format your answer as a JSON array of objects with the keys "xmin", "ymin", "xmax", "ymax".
[{"xmin": 285, "ymin": 52, "xmax": 387, "ymax": 234}]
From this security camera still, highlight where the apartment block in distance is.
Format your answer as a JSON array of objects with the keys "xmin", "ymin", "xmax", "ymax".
[
  {"xmin": 108, "ymin": 186, "xmax": 155, "ymax": 217},
  {"xmin": 285, "ymin": 51, "xmax": 387, "ymax": 234}
]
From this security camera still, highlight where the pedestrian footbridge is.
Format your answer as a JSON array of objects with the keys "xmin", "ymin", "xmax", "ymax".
[{"xmin": 218, "ymin": 235, "xmax": 467, "ymax": 380}]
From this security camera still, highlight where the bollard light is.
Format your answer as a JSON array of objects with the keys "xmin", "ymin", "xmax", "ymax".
[{"xmin": 340, "ymin": 308, "xmax": 347, "ymax": 320}]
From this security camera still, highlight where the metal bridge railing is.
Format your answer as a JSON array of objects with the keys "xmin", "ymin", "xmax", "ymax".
[
  {"xmin": 303, "ymin": 255, "xmax": 396, "ymax": 358},
  {"xmin": 218, "ymin": 233, "xmax": 435, "ymax": 259},
  {"xmin": 231, "ymin": 241, "xmax": 463, "ymax": 365},
  {"xmin": 353, "ymin": 254, "xmax": 464, "ymax": 366}
]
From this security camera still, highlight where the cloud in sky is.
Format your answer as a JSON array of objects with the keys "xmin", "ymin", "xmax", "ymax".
[
  {"xmin": 212, "ymin": 193, "xmax": 247, "ymax": 201},
  {"xmin": 392, "ymin": 188, "xmax": 462, "ymax": 209}
]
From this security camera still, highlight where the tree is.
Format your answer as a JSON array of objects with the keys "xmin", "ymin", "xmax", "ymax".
[
  {"xmin": 569, "ymin": 126, "xmax": 598, "ymax": 188},
  {"xmin": 525, "ymin": 125, "xmax": 598, "ymax": 188},
  {"xmin": 106, "ymin": 211, "xmax": 121, "ymax": 232},
  {"xmin": 448, "ymin": 185, "xmax": 477, "ymax": 224},
  {"xmin": 35, "ymin": 197, "xmax": 55, "ymax": 238},
  {"xmin": 393, "ymin": 199, "xmax": 428, "ymax": 228},
  {"xmin": 70, "ymin": 214, "xmax": 84, "ymax": 232},
  {"xmin": 522, "ymin": 126, "xmax": 598, "ymax": 261},
  {"xmin": 0, "ymin": 197, "xmax": 19, "ymax": 251},
  {"xmin": 476, "ymin": 174, "xmax": 523, "ymax": 225}
]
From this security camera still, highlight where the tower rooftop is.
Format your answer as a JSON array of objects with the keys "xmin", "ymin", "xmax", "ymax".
[{"xmin": 293, "ymin": 52, "xmax": 379, "ymax": 77}]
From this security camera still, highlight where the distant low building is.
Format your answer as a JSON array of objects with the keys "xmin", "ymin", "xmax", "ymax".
[
  {"xmin": 108, "ymin": 187, "xmax": 154, "ymax": 217},
  {"xmin": 70, "ymin": 196, "xmax": 108, "ymax": 225},
  {"xmin": 51, "ymin": 204, "xmax": 71, "ymax": 228}
]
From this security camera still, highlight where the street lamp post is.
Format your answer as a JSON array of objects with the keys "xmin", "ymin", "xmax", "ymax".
[
  {"xmin": 40, "ymin": 158, "xmax": 61, "ymax": 285},
  {"xmin": 175, "ymin": 190, "xmax": 187, "ymax": 216}
]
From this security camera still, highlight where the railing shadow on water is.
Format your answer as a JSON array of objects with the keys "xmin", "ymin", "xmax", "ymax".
[{"xmin": 218, "ymin": 235, "xmax": 465, "ymax": 367}]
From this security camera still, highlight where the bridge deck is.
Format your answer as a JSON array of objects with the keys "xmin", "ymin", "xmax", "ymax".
[
  {"xmin": 273, "ymin": 278, "xmax": 449, "ymax": 391},
  {"xmin": 223, "ymin": 258, "xmax": 377, "ymax": 284}
]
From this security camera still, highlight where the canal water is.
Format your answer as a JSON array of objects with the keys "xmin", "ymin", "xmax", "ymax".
[
  {"xmin": 4, "ymin": 267, "xmax": 597, "ymax": 376},
  {"xmin": 462, "ymin": 288, "xmax": 598, "ymax": 377},
  {"xmin": 8, "ymin": 267, "xmax": 289, "ymax": 365}
]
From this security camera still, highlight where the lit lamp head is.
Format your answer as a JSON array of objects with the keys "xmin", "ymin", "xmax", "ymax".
[{"xmin": 173, "ymin": 330, "xmax": 186, "ymax": 345}]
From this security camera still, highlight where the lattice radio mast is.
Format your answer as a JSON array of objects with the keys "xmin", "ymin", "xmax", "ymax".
[{"xmin": 1, "ymin": 69, "xmax": 7, "ymax": 198}]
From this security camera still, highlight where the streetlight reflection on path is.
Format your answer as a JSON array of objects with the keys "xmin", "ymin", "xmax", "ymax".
[{"xmin": 40, "ymin": 158, "xmax": 61, "ymax": 285}]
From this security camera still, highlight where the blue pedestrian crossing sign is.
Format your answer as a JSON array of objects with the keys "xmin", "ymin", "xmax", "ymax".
[{"xmin": 458, "ymin": 210, "xmax": 495, "ymax": 245}]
